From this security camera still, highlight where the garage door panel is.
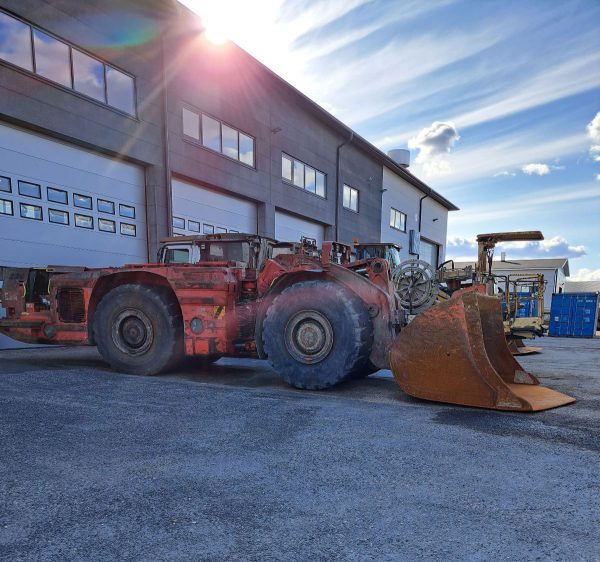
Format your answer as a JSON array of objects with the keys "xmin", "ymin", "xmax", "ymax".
[
  {"xmin": 0, "ymin": 122, "xmax": 147, "ymax": 268},
  {"xmin": 275, "ymin": 211, "xmax": 325, "ymax": 246},
  {"xmin": 171, "ymin": 178, "xmax": 257, "ymax": 235}
]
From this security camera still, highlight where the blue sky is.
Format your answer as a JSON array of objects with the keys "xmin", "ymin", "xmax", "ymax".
[{"xmin": 183, "ymin": 0, "xmax": 600, "ymax": 279}]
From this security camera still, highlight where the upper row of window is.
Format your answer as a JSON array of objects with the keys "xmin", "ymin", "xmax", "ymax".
[
  {"xmin": 0, "ymin": 175, "xmax": 136, "ymax": 218},
  {"xmin": 282, "ymin": 154, "xmax": 326, "ymax": 198},
  {"xmin": 0, "ymin": 10, "xmax": 136, "ymax": 116},
  {"xmin": 183, "ymin": 107, "xmax": 255, "ymax": 167}
]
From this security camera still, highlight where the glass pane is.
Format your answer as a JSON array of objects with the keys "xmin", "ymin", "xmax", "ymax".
[
  {"xmin": 97, "ymin": 199, "xmax": 114, "ymax": 214},
  {"xmin": 188, "ymin": 220, "xmax": 200, "ymax": 232},
  {"xmin": 305, "ymin": 167, "xmax": 316, "ymax": 193},
  {"xmin": 239, "ymin": 133, "xmax": 254, "ymax": 166},
  {"xmin": 119, "ymin": 204, "xmax": 135, "ymax": 218},
  {"xmin": 0, "ymin": 199, "xmax": 13, "ymax": 215},
  {"xmin": 390, "ymin": 209, "xmax": 396, "ymax": 228},
  {"xmin": 316, "ymin": 172, "xmax": 325, "ymax": 197},
  {"xmin": 0, "ymin": 176, "xmax": 12, "ymax": 192},
  {"xmin": 20, "ymin": 203, "xmax": 42, "ymax": 220},
  {"xmin": 343, "ymin": 185, "xmax": 351, "ymax": 208},
  {"xmin": 33, "ymin": 29, "xmax": 71, "ymax": 87},
  {"xmin": 351, "ymin": 189, "xmax": 358, "ymax": 211},
  {"xmin": 182, "ymin": 108, "xmax": 199, "ymax": 140},
  {"xmin": 106, "ymin": 66, "xmax": 135, "ymax": 115},
  {"xmin": 203, "ymin": 224, "xmax": 214, "ymax": 234},
  {"xmin": 293, "ymin": 160, "xmax": 305, "ymax": 188},
  {"xmin": 172, "ymin": 216, "xmax": 185, "ymax": 229},
  {"xmin": 121, "ymin": 223, "xmax": 136, "ymax": 236},
  {"xmin": 47, "ymin": 187, "xmax": 67, "ymax": 204},
  {"xmin": 282, "ymin": 155, "xmax": 292, "ymax": 181},
  {"xmin": 202, "ymin": 114, "xmax": 221, "ymax": 151},
  {"xmin": 400, "ymin": 213, "xmax": 406, "ymax": 231},
  {"xmin": 48, "ymin": 208, "xmax": 69, "ymax": 225},
  {"xmin": 98, "ymin": 218, "xmax": 116, "ymax": 232},
  {"xmin": 164, "ymin": 249, "xmax": 189, "ymax": 263},
  {"xmin": 222, "ymin": 124, "xmax": 238, "ymax": 159},
  {"xmin": 74, "ymin": 193, "xmax": 92, "ymax": 209},
  {"xmin": 72, "ymin": 49, "xmax": 105, "ymax": 102},
  {"xmin": 0, "ymin": 12, "xmax": 33, "ymax": 71},
  {"xmin": 18, "ymin": 181, "xmax": 41, "ymax": 199},
  {"xmin": 74, "ymin": 214, "xmax": 93, "ymax": 229}
]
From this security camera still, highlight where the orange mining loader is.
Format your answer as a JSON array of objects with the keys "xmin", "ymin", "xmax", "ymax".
[{"xmin": 0, "ymin": 233, "xmax": 574, "ymax": 411}]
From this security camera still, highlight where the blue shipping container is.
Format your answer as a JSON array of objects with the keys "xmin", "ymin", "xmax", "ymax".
[{"xmin": 548, "ymin": 293, "xmax": 599, "ymax": 338}]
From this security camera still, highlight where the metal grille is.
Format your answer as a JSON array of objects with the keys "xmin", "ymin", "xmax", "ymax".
[{"xmin": 56, "ymin": 289, "xmax": 85, "ymax": 323}]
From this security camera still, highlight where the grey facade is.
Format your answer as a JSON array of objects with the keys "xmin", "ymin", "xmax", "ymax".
[{"xmin": 0, "ymin": 0, "xmax": 456, "ymax": 269}]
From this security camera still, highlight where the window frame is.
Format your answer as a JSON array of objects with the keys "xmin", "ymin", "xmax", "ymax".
[
  {"xmin": 390, "ymin": 207, "xmax": 407, "ymax": 232},
  {"xmin": 188, "ymin": 220, "xmax": 200, "ymax": 233},
  {"xmin": 73, "ymin": 193, "xmax": 93, "ymax": 210},
  {"xmin": 119, "ymin": 204, "xmax": 136, "ymax": 219},
  {"xmin": 97, "ymin": 198, "xmax": 115, "ymax": 215},
  {"xmin": 98, "ymin": 218, "xmax": 116, "ymax": 233},
  {"xmin": 342, "ymin": 184, "xmax": 359, "ymax": 213},
  {"xmin": 48, "ymin": 208, "xmax": 70, "ymax": 225},
  {"xmin": 0, "ymin": 9, "xmax": 137, "ymax": 117},
  {"xmin": 0, "ymin": 176, "xmax": 12, "ymax": 193},
  {"xmin": 18, "ymin": 180, "xmax": 41, "ymax": 199},
  {"xmin": 47, "ymin": 186, "xmax": 68, "ymax": 205},
  {"xmin": 120, "ymin": 223, "xmax": 136, "ymax": 237},
  {"xmin": 74, "ymin": 213, "xmax": 93, "ymax": 229},
  {"xmin": 281, "ymin": 153, "xmax": 327, "ymax": 199},
  {"xmin": 172, "ymin": 216, "xmax": 185, "ymax": 230},
  {"xmin": 20, "ymin": 202, "xmax": 43, "ymax": 221},
  {"xmin": 0, "ymin": 198, "xmax": 13, "ymax": 215}
]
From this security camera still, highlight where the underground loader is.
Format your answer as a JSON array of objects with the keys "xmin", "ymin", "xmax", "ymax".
[{"xmin": 0, "ymin": 233, "xmax": 574, "ymax": 411}]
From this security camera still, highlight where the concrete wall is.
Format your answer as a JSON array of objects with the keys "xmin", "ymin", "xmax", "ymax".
[{"xmin": 381, "ymin": 166, "xmax": 448, "ymax": 262}]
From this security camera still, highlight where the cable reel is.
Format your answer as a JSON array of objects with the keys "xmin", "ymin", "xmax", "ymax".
[{"xmin": 391, "ymin": 259, "xmax": 439, "ymax": 314}]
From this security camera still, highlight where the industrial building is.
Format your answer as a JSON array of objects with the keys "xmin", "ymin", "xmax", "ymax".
[{"xmin": 0, "ymin": 0, "xmax": 456, "ymax": 271}]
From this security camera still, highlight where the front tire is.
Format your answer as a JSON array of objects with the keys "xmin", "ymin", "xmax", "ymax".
[
  {"xmin": 262, "ymin": 280, "xmax": 373, "ymax": 389},
  {"xmin": 94, "ymin": 284, "xmax": 183, "ymax": 375}
]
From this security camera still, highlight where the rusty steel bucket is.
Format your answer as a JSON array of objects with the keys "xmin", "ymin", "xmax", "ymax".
[
  {"xmin": 390, "ymin": 292, "xmax": 575, "ymax": 412},
  {"xmin": 507, "ymin": 337, "xmax": 541, "ymax": 356}
]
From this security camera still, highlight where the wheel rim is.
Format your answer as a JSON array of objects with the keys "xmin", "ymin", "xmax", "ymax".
[
  {"xmin": 284, "ymin": 310, "xmax": 334, "ymax": 364},
  {"xmin": 111, "ymin": 308, "xmax": 154, "ymax": 356}
]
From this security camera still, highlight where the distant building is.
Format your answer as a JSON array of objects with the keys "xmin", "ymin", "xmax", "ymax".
[{"xmin": 452, "ymin": 257, "xmax": 570, "ymax": 312}]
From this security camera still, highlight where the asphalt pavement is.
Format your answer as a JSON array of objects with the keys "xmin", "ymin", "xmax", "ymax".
[{"xmin": 0, "ymin": 337, "xmax": 599, "ymax": 561}]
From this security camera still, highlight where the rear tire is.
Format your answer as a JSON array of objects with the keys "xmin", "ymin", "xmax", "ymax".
[
  {"xmin": 94, "ymin": 284, "xmax": 183, "ymax": 375},
  {"xmin": 262, "ymin": 280, "xmax": 373, "ymax": 389}
]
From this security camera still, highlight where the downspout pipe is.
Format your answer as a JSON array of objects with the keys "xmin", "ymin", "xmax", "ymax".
[
  {"xmin": 335, "ymin": 131, "xmax": 354, "ymax": 241},
  {"xmin": 416, "ymin": 192, "xmax": 429, "ymax": 259}
]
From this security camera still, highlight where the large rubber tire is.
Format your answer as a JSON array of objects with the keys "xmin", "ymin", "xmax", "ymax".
[
  {"xmin": 93, "ymin": 284, "xmax": 183, "ymax": 375},
  {"xmin": 262, "ymin": 280, "xmax": 373, "ymax": 390}
]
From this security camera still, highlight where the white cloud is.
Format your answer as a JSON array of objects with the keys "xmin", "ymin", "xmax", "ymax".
[
  {"xmin": 522, "ymin": 163, "xmax": 550, "ymax": 175},
  {"xmin": 589, "ymin": 145, "xmax": 600, "ymax": 162},
  {"xmin": 596, "ymin": 173, "xmax": 600, "ymax": 181},
  {"xmin": 493, "ymin": 171, "xmax": 516, "ymax": 177},
  {"xmin": 521, "ymin": 163, "xmax": 565, "ymax": 176},
  {"xmin": 408, "ymin": 121, "xmax": 460, "ymax": 176},
  {"xmin": 446, "ymin": 235, "xmax": 587, "ymax": 261},
  {"xmin": 570, "ymin": 268, "xmax": 600, "ymax": 281},
  {"xmin": 587, "ymin": 112, "xmax": 600, "ymax": 143}
]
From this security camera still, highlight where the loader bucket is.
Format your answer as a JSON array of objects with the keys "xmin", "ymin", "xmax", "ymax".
[
  {"xmin": 390, "ymin": 292, "xmax": 575, "ymax": 411},
  {"xmin": 507, "ymin": 337, "xmax": 541, "ymax": 356}
]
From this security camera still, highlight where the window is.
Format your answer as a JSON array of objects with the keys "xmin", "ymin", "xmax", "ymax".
[
  {"xmin": 98, "ymin": 218, "xmax": 116, "ymax": 233},
  {"xmin": 172, "ymin": 216, "xmax": 185, "ymax": 230},
  {"xmin": 390, "ymin": 208, "xmax": 406, "ymax": 232},
  {"xmin": 343, "ymin": 184, "xmax": 358, "ymax": 212},
  {"xmin": 188, "ymin": 220, "xmax": 200, "ymax": 233},
  {"xmin": 163, "ymin": 248, "xmax": 190, "ymax": 264},
  {"xmin": 106, "ymin": 66, "xmax": 135, "ymax": 115},
  {"xmin": 216, "ymin": 226, "xmax": 227, "ymax": 234},
  {"xmin": 97, "ymin": 199, "xmax": 115, "ymax": 214},
  {"xmin": 72, "ymin": 49, "xmax": 105, "ymax": 102},
  {"xmin": 183, "ymin": 108, "xmax": 255, "ymax": 166},
  {"xmin": 47, "ymin": 187, "xmax": 68, "ymax": 205},
  {"xmin": 33, "ymin": 29, "xmax": 71, "ymax": 87},
  {"xmin": 18, "ymin": 181, "xmax": 41, "ymax": 199},
  {"xmin": 74, "ymin": 214, "xmax": 93, "ymax": 229},
  {"xmin": 74, "ymin": 193, "xmax": 92, "ymax": 209},
  {"xmin": 0, "ymin": 10, "xmax": 136, "ymax": 115},
  {"xmin": 119, "ymin": 204, "xmax": 135, "ymax": 219},
  {"xmin": 182, "ymin": 108, "xmax": 200, "ymax": 140},
  {"xmin": 0, "ymin": 199, "xmax": 13, "ymax": 215},
  {"xmin": 20, "ymin": 203, "xmax": 42, "ymax": 220},
  {"xmin": 282, "ymin": 153, "xmax": 326, "ymax": 198},
  {"xmin": 0, "ymin": 11, "xmax": 32, "ymax": 71},
  {"xmin": 222, "ymin": 124, "xmax": 238, "ymax": 159},
  {"xmin": 203, "ymin": 224, "xmax": 214, "ymax": 234},
  {"xmin": 202, "ymin": 114, "xmax": 221, "ymax": 152},
  {"xmin": 121, "ymin": 223, "xmax": 136, "ymax": 237},
  {"xmin": 239, "ymin": 133, "xmax": 254, "ymax": 166},
  {"xmin": 48, "ymin": 208, "xmax": 69, "ymax": 225},
  {"xmin": 0, "ymin": 176, "xmax": 11, "ymax": 193}
]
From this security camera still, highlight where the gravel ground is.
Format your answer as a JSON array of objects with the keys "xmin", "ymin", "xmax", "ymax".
[{"xmin": 0, "ymin": 337, "xmax": 599, "ymax": 561}]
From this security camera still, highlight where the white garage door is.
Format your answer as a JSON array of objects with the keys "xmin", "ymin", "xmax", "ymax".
[
  {"xmin": 275, "ymin": 211, "xmax": 325, "ymax": 246},
  {"xmin": 0, "ymin": 122, "xmax": 147, "ymax": 268},
  {"xmin": 171, "ymin": 178, "xmax": 257, "ymax": 236}
]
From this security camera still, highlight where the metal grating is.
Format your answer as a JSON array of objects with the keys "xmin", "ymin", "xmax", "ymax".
[{"xmin": 56, "ymin": 288, "xmax": 86, "ymax": 323}]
